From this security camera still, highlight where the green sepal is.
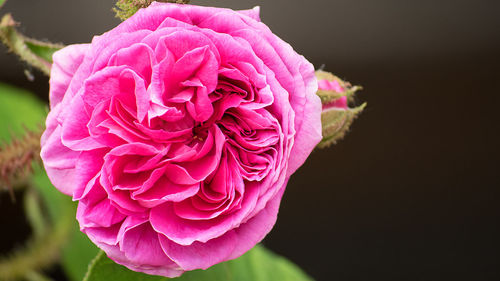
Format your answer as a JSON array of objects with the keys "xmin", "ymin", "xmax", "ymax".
[
  {"xmin": 315, "ymin": 70, "xmax": 362, "ymax": 104},
  {"xmin": 318, "ymin": 102, "xmax": 366, "ymax": 149},
  {"xmin": 114, "ymin": 0, "xmax": 190, "ymax": 21},
  {"xmin": 315, "ymin": 69, "xmax": 365, "ymax": 148},
  {"xmin": 0, "ymin": 14, "xmax": 63, "ymax": 76},
  {"xmin": 316, "ymin": 85, "xmax": 362, "ymax": 104}
]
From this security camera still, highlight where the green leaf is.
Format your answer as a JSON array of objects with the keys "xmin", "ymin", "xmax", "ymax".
[
  {"xmin": 31, "ymin": 167, "xmax": 70, "ymax": 224},
  {"xmin": 24, "ymin": 39, "xmax": 62, "ymax": 63},
  {"xmin": 0, "ymin": 0, "xmax": 6, "ymax": 9},
  {"xmin": 0, "ymin": 14, "xmax": 63, "ymax": 75},
  {"xmin": 84, "ymin": 245, "xmax": 314, "ymax": 281},
  {"xmin": 0, "ymin": 83, "xmax": 46, "ymax": 142},
  {"xmin": 23, "ymin": 188, "xmax": 49, "ymax": 238},
  {"xmin": 62, "ymin": 225, "xmax": 99, "ymax": 281}
]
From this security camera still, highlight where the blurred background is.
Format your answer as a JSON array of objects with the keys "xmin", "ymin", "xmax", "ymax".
[{"xmin": 1, "ymin": 0, "xmax": 499, "ymax": 280}]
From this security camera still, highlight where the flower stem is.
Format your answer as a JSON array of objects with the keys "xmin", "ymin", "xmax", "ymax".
[
  {"xmin": 0, "ymin": 126, "xmax": 42, "ymax": 198},
  {"xmin": 0, "ymin": 185, "xmax": 74, "ymax": 281},
  {"xmin": 0, "ymin": 14, "xmax": 63, "ymax": 76}
]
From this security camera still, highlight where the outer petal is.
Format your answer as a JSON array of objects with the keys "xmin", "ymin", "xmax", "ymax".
[
  {"xmin": 40, "ymin": 114, "xmax": 79, "ymax": 196},
  {"xmin": 49, "ymin": 44, "xmax": 89, "ymax": 107},
  {"xmin": 286, "ymin": 61, "xmax": 322, "ymax": 175},
  {"xmin": 228, "ymin": 182, "xmax": 286, "ymax": 260},
  {"xmin": 159, "ymin": 230, "xmax": 237, "ymax": 271},
  {"xmin": 238, "ymin": 6, "xmax": 261, "ymax": 22},
  {"xmin": 118, "ymin": 219, "xmax": 174, "ymax": 267},
  {"xmin": 158, "ymin": 182, "xmax": 286, "ymax": 271}
]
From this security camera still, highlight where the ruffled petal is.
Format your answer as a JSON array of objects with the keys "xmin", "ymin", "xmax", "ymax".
[{"xmin": 49, "ymin": 44, "xmax": 89, "ymax": 107}]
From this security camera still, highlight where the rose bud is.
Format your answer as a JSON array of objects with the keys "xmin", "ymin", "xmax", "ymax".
[
  {"xmin": 315, "ymin": 70, "xmax": 365, "ymax": 148},
  {"xmin": 40, "ymin": 3, "xmax": 322, "ymax": 277}
]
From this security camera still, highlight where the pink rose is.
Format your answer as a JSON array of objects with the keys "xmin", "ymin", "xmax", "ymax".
[{"xmin": 40, "ymin": 3, "xmax": 321, "ymax": 277}]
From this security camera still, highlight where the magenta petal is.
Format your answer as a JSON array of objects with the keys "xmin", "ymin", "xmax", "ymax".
[
  {"xmin": 49, "ymin": 44, "xmax": 89, "ymax": 106},
  {"xmin": 323, "ymin": 96, "xmax": 348, "ymax": 110},
  {"xmin": 72, "ymin": 149, "xmax": 107, "ymax": 200},
  {"xmin": 84, "ymin": 225, "xmax": 122, "ymax": 246},
  {"xmin": 100, "ymin": 171, "xmax": 148, "ymax": 215},
  {"xmin": 44, "ymin": 167, "xmax": 77, "ymax": 197},
  {"xmin": 105, "ymin": 244, "xmax": 183, "ymax": 278},
  {"xmin": 118, "ymin": 219, "xmax": 175, "ymax": 266},
  {"xmin": 108, "ymin": 43, "xmax": 156, "ymax": 85},
  {"xmin": 159, "ymin": 184, "xmax": 285, "ymax": 271},
  {"xmin": 150, "ymin": 183, "xmax": 260, "ymax": 246},
  {"xmin": 132, "ymin": 171, "xmax": 200, "ymax": 208},
  {"xmin": 41, "ymin": 125, "xmax": 76, "ymax": 169},
  {"xmin": 318, "ymin": 79, "xmax": 344, "ymax": 93},
  {"xmin": 286, "ymin": 62, "xmax": 322, "ymax": 175},
  {"xmin": 175, "ymin": 125, "xmax": 225, "ymax": 180},
  {"xmin": 76, "ymin": 178, "xmax": 125, "ymax": 228},
  {"xmin": 81, "ymin": 66, "xmax": 128, "ymax": 107},
  {"xmin": 61, "ymin": 95, "xmax": 105, "ymax": 151},
  {"xmin": 40, "ymin": 124, "xmax": 79, "ymax": 196},
  {"xmin": 228, "ymin": 184, "xmax": 285, "ymax": 260},
  {"xmin": 79, "ymin": 197, "xmax": 126, "ymax": 228},
  {"xmin": 237, "ymin": 6, "xmax": 261, "ymax": 22},
  {"xmin": 159, "ymin": 231, "xmax": 237, "ymax": 271}
]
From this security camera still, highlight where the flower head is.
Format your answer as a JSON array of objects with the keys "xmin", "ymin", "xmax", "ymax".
[{"xmin": 41, "ymin": 3, "xmax": 321, "ymax": 277}]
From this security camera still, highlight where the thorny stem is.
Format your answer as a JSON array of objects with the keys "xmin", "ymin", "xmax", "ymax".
[
  {"xmin": 0, "ymin": 14, "xmax": 62, "ymax": 76},
  {"xmin": 0, "ymin": 127, "xmax": 42, "ymax": 199}
]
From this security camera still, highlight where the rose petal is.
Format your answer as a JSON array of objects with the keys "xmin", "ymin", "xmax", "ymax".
[{"xmin": 49, "ymin": 44, "xmax": 89, "ymax": 106}]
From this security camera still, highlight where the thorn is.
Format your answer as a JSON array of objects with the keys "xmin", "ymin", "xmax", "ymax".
[{"xmin": 24, "ymin": 69, "xmax": 35, "ymax": 82}]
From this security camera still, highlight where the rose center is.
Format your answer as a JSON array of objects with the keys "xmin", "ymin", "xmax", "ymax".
[{"xmin": 192, "ymin": 122, "xmax": 210, "ymax": 141}]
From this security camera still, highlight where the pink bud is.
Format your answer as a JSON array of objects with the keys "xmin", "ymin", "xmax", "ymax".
[{"xmin": 315, "ymin": 70, "xmax": 365, "ymax": 148}]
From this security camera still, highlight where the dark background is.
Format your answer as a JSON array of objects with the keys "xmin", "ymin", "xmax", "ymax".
[{"xmin": 1, "ymin": 0, "xmax": 499, "ymax": 280}]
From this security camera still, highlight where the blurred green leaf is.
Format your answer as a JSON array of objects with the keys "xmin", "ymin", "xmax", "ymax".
[
  {"xmin": 23, "ymin": 188, "xmax": 48, "ymax": 238},
  {"xmin": 24, "ymin": 39, "xmax": 61, "ymax": 63},
  {"xmin": 62, "ymin": 225, "xmax": 99, "ymax": 281},
  {"xmin": 0, "ymin": 82, "xmax": 46, "ymax": 142},
  {"xmin": 0, "ymin": 83, "xmax": 63, "ymax": 280},
  {"xmin": 84, "ymin": 245, "xmax": 314, "ymax": 281},
  {"xmin": 0, "ymin": 0, "xmax": 6, "ymax": 9},
  {"xmin": 31, "ymin": 167, "xmax": 69, "ymax": 224},
  {"xmin": 32, "ymin": 167, "xmax": 99, "ymax": 281},
  {"xmin": 0, "ymin": 83, "xmax": 97, "ymax": 281}
]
